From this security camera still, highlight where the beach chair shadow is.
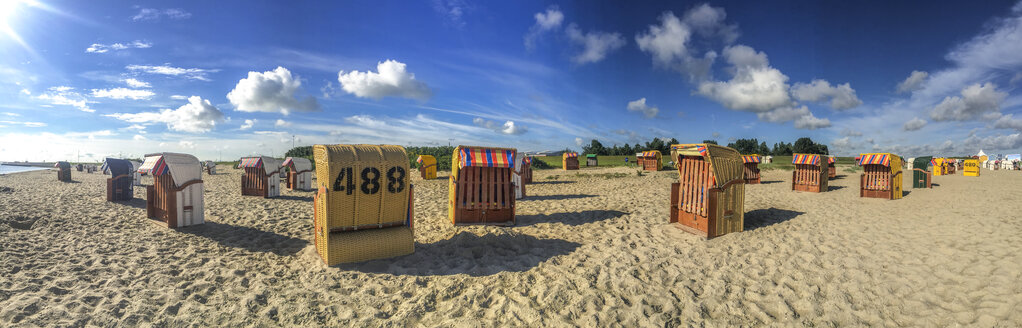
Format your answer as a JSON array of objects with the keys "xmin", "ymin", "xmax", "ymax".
[
  {"xmin": 759, "ymin": 180, "xmax": 782, "ymax": 184},
  {"xmin": 902, "ymin": 190, "xmax": 911, "ymax": 197},
  {"xmin": 521, "ymin": 194, "xmax": 596, "ymax": 201},
  {"xmin": 828, "ymin": 185, "xmax": 846, "ymax": 191},
  {"xmin": 275, "ymin": 195, "xmax": 313, "ymax": 202},
  {"xmin": 177, "ymin": 221, "xmax": 308, "ymax": 256},
  {"xmin": 531, "ymin": 181, "xmax": 576, "ymax": 185},
  {"xmin": 744, "ymin": 208, "xmax": 804, "ymax": 231},
  {"xmin": 120, "ymin": 198, "xmax": 147, "ymax": 209},
  {"xmin": 515, "ymin": 210, "xmax": 628, "ymax": 227},
  {"xmin": 342, "ymin": 232, "xmax": 580, "ymax": 277}
]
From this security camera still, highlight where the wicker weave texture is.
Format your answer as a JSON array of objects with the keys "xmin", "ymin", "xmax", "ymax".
[
  {"xmin": 315, "ymin": 224, "xmax": 414, "ymax": 265},
  {"xmin": 313, "ymin": 145, "xmax": 410, "ymax": 230}
]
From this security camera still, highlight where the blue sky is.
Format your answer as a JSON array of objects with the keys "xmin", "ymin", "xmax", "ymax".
[{"xmin": 1, "ymin": 0, "xmax": 1022, "ymax": 162}]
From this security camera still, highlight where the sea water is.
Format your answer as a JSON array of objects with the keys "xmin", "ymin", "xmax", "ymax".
[{"xmin": 0, "ymin": 164, "xmax": 50, "ymax": 175}]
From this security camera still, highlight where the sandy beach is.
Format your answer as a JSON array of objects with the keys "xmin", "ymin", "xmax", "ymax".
[{"xmin": 1, "ymin": 166, "xmax": 1020, "ymax": 326}]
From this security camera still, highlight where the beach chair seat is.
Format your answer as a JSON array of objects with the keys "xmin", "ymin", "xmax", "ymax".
[
  {"xmin": 827, "ymin": 156, "xmax": 837, "ymax": 179},
  {"xmin": 741, "ymin": 154, "xmax": 761, "ymax": 184},
  {"xmin": 283, "ymin": 157, "xmax": 314, "ymax": 191},
  {"xmin": 669, "ymin": 144, "xmax": 745, "ymax": 238},
  {"xmin": 449, "ymin": 146, "xmax": 517, "ymax": 226},
  {"xmin": 140, "ymin": 153, "xmax": 204, "ymax": 228},
  {"xmin": 562, "ymin": 152, "xmax": 579, "ymax": 170},
  {"xmin": 313, "ymin": 144, "xmax": 414, "ymax": 265},
  {"xmin": 791, "ymin": 154, "xmax": 828, "ymax": 192},
  {"xmin": 858, "ymin": 153, "xmax": 903, "ymax": 200},
  {"xmin": 239, "ymin": 156, "xmax": 282, "ymax": 198},
  {"xmin": 54, "ymin": 161, "xmax": 72, "ymax": 182},
  {"xmin": 416, "ymin": 155, "xmax": 437, "ymax": 180},
  {"xmin": 103, "ymin": 158, "xmax": 134, "ymax": 201},
  {"xmin": 637, "ymin": 151, "xmax": 662, "ymax": 171}
]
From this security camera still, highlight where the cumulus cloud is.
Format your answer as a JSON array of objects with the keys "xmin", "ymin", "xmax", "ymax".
[
  {"xmin": 524, "ymin": 6, "xmax": 564, "ymax": 49},
  {"xmin": 472, "ymin": 118, "xmax": 527, "ymax": 135},
  {"xmin": 337, "ymin": 60, "xmax": 432, "ymax": 100},
  {"xmin": 794, "ymin": 113, "xmax": 832, "ymax": 130},
  {"xmin": 170, "ymin": 95, "xmax": 187, "ymax": 100},
  {"xmin": 565, "ymin": 24, "xmax": 626, "ymax": 64},
  {"xmin": 626, "ymin": 98, "xmax": 659, "ymax": 118},
  {"xmin": 697, "ymin": 45, "xmax": 792, "ymax": 112},
  {"xmin": 903, "ymin": 117, "xmax": 927, "ymax": 131},
  {"xmin": 127, "ymin": 64, "xmax": 217, "ymax": 81},
  {"xmin": 930, "ymin": 82, "xmax": 1007, "ymax": 121},
  {"xmin": 240, "ymin": 119, "xmax": 256, "ymax": 130},
  {"xmin": 791, "ymin": 79, "xmax": 862, "ymax": 110},
  {"xmin": 841, "ymin": 128, "xmax": 863, "ymax": 137},
  {"xmin": 993, "ymin": 114, "xmax": 1022, "ymax": 131},
  {"xmin": 635, "ymin": 5, "xmax": 736, "ymax": 81},
  {"xmin": 106, "ymin": 96, "xmax": 225, "ymax": 133},
  {"xmin": 757, "ymin": 105, "xmax": 808, "ymax": 123},
  {"xmin": 123, "ymin": 78, "xmax": 151, "ymax": 88},
  {"xmin": 86, "ymin": 40, "xmax": 151, "ymax": 54},
  {"xmin": 133, "ymin": 134, "xmax": 146, "ymax": 141},
  {"xmin": 227, "ymin": 66, "xmax": 319, "ymax": 115},
  {"xmin": 132, "ymin": 8, "xmax": 191, "ymax": 21},
  {"xmin": 91, "ymin": 88, "xmax": 154, "ymax": 100},
  {"xmin": 275, "ymin": 119, "xmax": 292, "ymax": 128},
  {"xmin": 36, "ymin": 86, "xmax": 92, "ymax": 112},
  {"xmin": 896, "ymin": 70, "xmax": 928, "ymax": 93},
  {"xmin": 575, "ymin": 137, "xmax": 584, "ymax": 146}
]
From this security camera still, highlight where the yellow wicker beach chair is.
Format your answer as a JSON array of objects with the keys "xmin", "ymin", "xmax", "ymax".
[
  {"xmin": 858, "ymin": 153, "xmax": 903, "ymax": 200},
  {"xmin": 416, "ymin": 155, "xmax": 437, "ymax": 180},
  {"xmin": 449, "ymin": 146, "xmax": 517, "ymax": 226},
  {"xmin": 668, "ymin": 144, "xmax": 745, "ymax": 239}
]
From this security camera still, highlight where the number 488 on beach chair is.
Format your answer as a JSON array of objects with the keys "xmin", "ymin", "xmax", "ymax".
[{"xmin": 313, "ymin": 145, "xmax": 414, "ymax": 265}]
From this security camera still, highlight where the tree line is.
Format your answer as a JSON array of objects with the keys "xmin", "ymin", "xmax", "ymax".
[{"xmin": 579, "ymin": 137, "xmax": 829, "ymax": 156}]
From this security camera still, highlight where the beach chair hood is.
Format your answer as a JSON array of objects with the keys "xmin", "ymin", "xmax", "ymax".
[
  {"xmin": 239, "ymin": 156, "xmax": 283, "ymax": 175},
  {"xmin": 140, "ymin": 152, "xmax": 201, "ymax": 187},
  {"xmin": 670, "ymin": 144, "xmax": 743, "ymax": 187},
  {"xmin": 102, "ymin": 158, "xmax": 133, "ymax": 176},
  {"xmin": 282, "ymin": 157, "xmax": 312, "ymax": 173}
]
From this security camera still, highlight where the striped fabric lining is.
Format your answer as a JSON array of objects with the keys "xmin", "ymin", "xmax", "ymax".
[
  {"xmin": 459, "ymin": 148, "xmax": 515, "ymax": 169},
  {"xmin": 858, "ymin": 154, "xmax": 891, "ymax": 166},
  {"xmin": 139, "ymin": 156, "xmax": 168, "ymax": 175},
  {"xmin": 792, "ymin": 154, "xmax": 821, "ymax": 165}
]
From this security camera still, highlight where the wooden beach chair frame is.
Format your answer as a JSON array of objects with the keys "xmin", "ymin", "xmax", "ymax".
[
  {"xmin": 827, "ymin": 156, "xmax": 837, "ymax": 179},
  {"xmin": 669, "ymin": 144, "xmax": 745, "ymax": 239},
  {"xmin": 637, "ymin": 151, "xmax": 663, "ymax": 171},
  {"xmin": 312, "ymin": 144, "xmax": 415, "ymax": 265},
  {"xmin": 141, "ymin": 153, "xmax": 204, "ymax": 228},
  {"xmin": 742, "ymin": 154, "xmax": 761, "ymax": 184},
  {"xmin": 240, "ymin": 156, "xmax": 282, "ymax": 198},
  {"xmin": 55, "ymin": 161, "xmax": 72, "ymax": 182},
  {"xmin": 912, "ymin": 157, "xmax": 933, "ymax": 188},
  {"xmin": 521, "ymin": 156, "xmax": 533, "ymax": 184},
  {"xmin": 449, "ymin": 146, "xmax": 517, "ymax": 226},
  {"xmin": 585, "ymin": 154, "xmax": 598, "ymax": 167},
  {"xmin": 103, "ymin": 158, "xmax": 134, "ymax": 201},
  {"xmin": 416, "ymin": 155, "xmax": 437, "ymax": 180},
  {"xmin": 858, "ymin": 153, "xmax": 903, "ymax": 200},
  {"xmin": 283, "ymin": 157, "xmax": 314, "ymax": 191},
  {"xmin": 562, "ymin": 152, "xmax": 579, "ymax": 170},
  {"xmin": 791, "ymin": 154, "xmax": 828, "ymax": 192}
]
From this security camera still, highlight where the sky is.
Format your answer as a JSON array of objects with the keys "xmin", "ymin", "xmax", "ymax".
[{"xmin": 1, "ymin": 0, "xmax": 1022, "ymax": 162}]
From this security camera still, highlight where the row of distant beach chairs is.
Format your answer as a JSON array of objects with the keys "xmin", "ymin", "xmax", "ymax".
[{"xmin": 51, "ymin": 144, "xmax": 980, "ymax": 265}]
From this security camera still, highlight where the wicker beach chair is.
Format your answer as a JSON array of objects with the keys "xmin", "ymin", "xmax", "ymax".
[
  {"xmin": 963, "ymin": 158, "xmax": 980, "ymax": 177},
  {"xmin": 637, "ymin": 151, "xmax": 663, "ymax": 171},
  {"xmin": 585, "ymin": 154, "xmax": 598, "ymax": 167},
  {"xmin": 239, "ymin": 156, "xmax": 283, "ymax": 198},
  {"xmin": 312, "ymin": 144, "xmax": 414, "ymax": 265},
  {"xmin": 140, "ymin": 153, "xmax": 204, "ymax": 228},
  {"xmin": 282, "ymin": 157, "xmax": 314, "ymax": 191},
  {"xmin": 54, "ymin": 161, "xmax": 71, "ymax": 182},
  {"xmin": 668, "ymin": 144, "xmax": 745, "ymax": 238},
  {"xmin": 791, "ymin": 154, "xmax": 828, "ymax": 192},
  {"xmin": 827, "ymin": 156, "xmax": 837, "ymax": 179},
  {"xmin": 102, "ymin": 158, "xmax": 134, "ymax": 201},
  {"xmin": 858, "ymin": 153, "xmax": 903, "ymax": 200},
  {"xmin": 912, "ymin": 157, "xmax": 933, "ymax": 188},
  {"xmin": 562, "ymin": 152, "xmax": 579, "ymax": 170},
  {"xmin": 741, "ymin": 154, "xmax": 761, "ymax": 184},
  {"xmin": 415, "ymin": 155, "xmax": 437, "ymax": 180},
  {"xmin": 449, "ymin": 146, "xmax": 517, "ymax": 226}
]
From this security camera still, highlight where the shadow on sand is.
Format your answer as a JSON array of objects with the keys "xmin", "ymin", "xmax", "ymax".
[
  {"xmin": 828, "ymin": 185, "xmax": 846, "ymax": 191},
  {"xmin": 516, "ymin": 210, "xmax": 628, "ymax": 227},
  {"xmin": 521, "ymin": 194, "xmax": 596, "ymax": 201},
  {"xmin": 119, "ymin": 197, "xmax": 147, "ymax": 209},
  {"xmin": 178, "ymin": 222, "xmax": 308, "ymax": 256},
  {"xmin": 902, "ymin": 190, "xmax": 911, "ymax": 197},
  {"xmin": 343, "ymin": 232, "xmax": 580, "ymax": 277},
  {"xmin": 275, "ymin": 195, "xmax": 314, "ymax": 202},
  {"xmin": 531, "ymin": 180, "xmax": 576, "ymax": 185},
  {"xmin": 744, "ymin": 208, "xmax": 805, "ymax": 231},
  {"xmin": 759, "ymin": 180, "xmax": 783, "ymax": 185}
]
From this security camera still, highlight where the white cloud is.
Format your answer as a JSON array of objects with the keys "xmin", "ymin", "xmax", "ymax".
[
  {"xmin": 36, "ymin": 86, "xmax": 92, "ymax": 112},
  {"xmin": 524, "ymin": 6, "xmax": 564, "ymax": 49},
  {"xmin": 791, "ymin": 79, "xmax": 862, "ymax": 110},
  {"xmin": 275, "ymin": 119, "xmax": 292, "ymax": 128},
  {"xmin": 179, "ymin": 140, "xmax": 196, "ymax": 149},
  {"xmin": 227, "ymin": 66, "xmax": 319, "ymax": 115},
  {"xmin": 697, "ymin": 45, "xmax": 792, "ymax": 112},
  {"xmin": 126, "ymin": 64, "xmax": 217, "ymax": 81},
  {"xmin": 896, "ymin": 70, "xmax": 928, "ymax": 93},
  {"xmin": 930, "ymin": 82, "xmax": 1007, "ymax": 121},
  {"xmin": 626, "ymin": 98, "xmax": 659, "ymax": 118},
  {"xmin": 91, "ymin": 88, "xmax": 154, "ymax": 100},
  {"xmin": 432, "ymin": 0, "xmax": 471, "ymax": 28},
  {"xmin": 993, "ymin": 114, "xmax": 1022, "ymax": 131},
  {"xmin": 123, "ymin": 78, "xmax": 150, "ymax": 88},
  {"xmin": 133, "ymin": 134, "xmax": 146, "ymax": 141},
  {"xmin": 132, "ymin": 8, "xmax": 191, "ymax": 21},
  {"xmin": 840, "ymin": 128, "xmax": 862, "ymax": 137},
  {"xmin": 565, "ymin": 24, "xmax": 626, "ymax": 64},
  {"xmin": 757, "ymin": 105, "xmax": 809, "ymax": 123},
  {"xmin": 472, "ymin": 117, "xmax": 527, "ymax": 135},
  {"xmin": 3, "ymin": 112, "xmax": 20, "ymax": 117},
  {"xmin": 338, "ymin": 60, "xmax": 432, "ymax": 100},
  {"xmin": 86, "ymin": 40, "xmax": 152, "ymax": 54},
  {"xmin": 903, "ymin": 117, "xmax": 927, "ymax": 131},
  {"xmin": 793, "ymin": 113, "xmax": 831, "ymax": 130},
  {"xmin": 240, "ymin": 119, "xmax": 257, "ymax": 130},
  {"xmin": 0, "ymin": 120, "xmax": 46, "ymax": 127},
  {"xmin": 170, "ymin": 95, "xmax": 187, "ymax": 100},
  {"xmin": 106, "ymin": 96, "xmax": 225, "ymax": 133},
  {"xmin": 20, "ymin": 89, "xmax": 30, "ymax": 95},
  {"xmin": 635, "ymin": 5, "xmax": 735, "ymax": 81},
  {"xmin": 575, "ymin": 137, "xmax": 584, "ymax": 146}
]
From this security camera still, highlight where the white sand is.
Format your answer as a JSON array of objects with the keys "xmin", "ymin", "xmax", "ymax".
[{"xmin": 1, "ymin": 166, "xmax": 1020, "ymax": 326}]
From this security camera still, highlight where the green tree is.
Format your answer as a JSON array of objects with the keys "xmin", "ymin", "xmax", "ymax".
[
  {"xmin": 759, "ymin": 141, "xmax": 770, "ymax": 155},
  {"xmin": 728, "ymin": 138, "xmax": 760, "ymax": 154},
  {"xmin": 582, "ymin": 139, "xmax": 606, "ymax": 156},
  {"xmin": 793, "ymin": 137, "xmax": 829, "ymax": 155},
  {"xmin": 702, "ymin": 139, "xmax": 718, "ymax": 145},
  {"xmin": 284, "ymin": 146, "xmax": 315, "ymax": 170}
]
